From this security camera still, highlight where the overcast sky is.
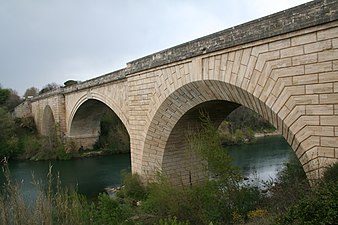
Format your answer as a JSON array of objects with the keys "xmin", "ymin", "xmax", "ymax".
[{"xmin": 0, "ymin": 0, "xmax": 310, "ymax": 95}]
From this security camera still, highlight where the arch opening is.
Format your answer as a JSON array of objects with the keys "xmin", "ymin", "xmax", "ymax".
[
  {"xmin": 69, "ymin": 99, "xmax": 130, "ymax": 152},
  {"xmin": 142, "ymin": 80, "xmax": 309, "ymax": 184}
]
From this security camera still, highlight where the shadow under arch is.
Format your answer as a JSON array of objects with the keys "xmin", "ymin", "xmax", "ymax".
[
  {"xmin": 141, "ymin": 80, "xmax": 310, "ymax": 184},
  {"xmin": 41, "ymin": 105, "xmax": 56, "ymax": 137},
  {"xmin": 68, "ymin": 91, "xmax": 129, "ymax": 136},
  {"xmin": 68, "ymin": 99, "xmax": 130, "ymax": 150}
]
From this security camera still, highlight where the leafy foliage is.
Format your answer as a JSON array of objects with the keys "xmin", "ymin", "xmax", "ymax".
[
  {"xmin": 219, "ymin": 106, "xmax": 275, "ymax": 145},
  {"xmin": 23, "ymin": 86, "xmax": 39, "ymax": 98},
  {"xmin": 94, "ymin": 112, "xmax": 130, "ymax": 153},
  {"xmin": 263, "ymin": 156, "xmax": 310, "ymax": 214},
  {"xmin": 0, "ymin": 107, "xmax": 20, "ymax": 158},
  {"xmin": 39, "ymin": 82, "xmax": 61, "ymax": 94},
  {"xmin": 63, "ymin": 80, "xmax": 79, "ymax": 87},
  {"xmin": 273, "ymin": 162, "xmax": 338, "ymax": 225}
]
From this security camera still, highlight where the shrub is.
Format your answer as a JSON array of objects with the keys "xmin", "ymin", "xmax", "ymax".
[
  {"xmin": 263, "ymin": 156, "xmax": 310, "ymax": 215},
  {"xmin": 275, "ymin": 162, "xmax": 338, "ymax": 225},
  {"xmin": 276, "ymin": 182, "xmax": 338, "ymax": 225},
  {"xmin": 321, "ymin": 162, "xmax": 338, "ymax": 184},
  {"xmin": 91, "ymin": 193, "xmax": 133, "ymax": 225},
  {"xmin": 120, "ymin": 172, "xmax": 147, "ymax": 201},
  {"xmin": 0, "ymin": 164, "xmax": 91, "ymax": 225},
  {"xmin": 156, "ymin": 216, "xmax": 190, "ymax": 225}
]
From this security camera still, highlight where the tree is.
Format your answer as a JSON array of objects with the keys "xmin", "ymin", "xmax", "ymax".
[
  {"xmin": 0, "ymin": 88, "xmax": 10, "ymax": 105},
  {"xmin": 0, "ymin": 86, "xmax": 21, "ymax": 111},
  {"xmin": 64, "ymin": 80, "xmax": 79, "ymax": 87},
  {"xmin": 39, "ymin": 82, "xmax": 61, "ymax": 94},
  {"xmin": 0, "ymin": 107, "xmax": 19, "ymax": 158},
  {"xmin": 5, "ymin": 89, "xmax": 21, "ymax": 111},
  {"xmin": 24, "ymin": 87, "xmax": 39, "ymax": 98}
]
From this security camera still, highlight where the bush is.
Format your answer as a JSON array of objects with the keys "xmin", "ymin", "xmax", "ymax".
[
  {"xmin": 276, "ymin": 182, "xmax": 338, "ymax": 225},
  {"xmin": 156, "ymin": 216, "xmax": 190, "ymax": 225},
  {"xmin": 120, "ymin": 172, "xmax": 147, "ymax": 201},
  {"xmin": 91, "ymin": 193, "xmax": 133, "ymax": 225},
  {"xmin": 321, "ymin": 162, "xmax": 338, "ymax": 184},
  {"xmin": 94, "ymin": 112, "xmax": 130, "ymax": 154},
  {"xmin": 275, "ymin": 162, "xmax": 338, "ymax": 225},
  {"xmin": 263, "ymin": 157, "xmax": 310, "ymax": 215}
]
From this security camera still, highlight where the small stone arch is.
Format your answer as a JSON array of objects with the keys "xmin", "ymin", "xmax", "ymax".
[
  {"xmin": 68, "ymin": 91, "xmax": 129, "ymax": 136},
  {"xmin": 68, "ymin": 97, "xmax": 129, "ymax": 150}
]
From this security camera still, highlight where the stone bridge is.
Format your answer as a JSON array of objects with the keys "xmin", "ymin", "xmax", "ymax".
[{"xmin": 19, "ymin": 0, "xmax": 338, "ymax": 183}]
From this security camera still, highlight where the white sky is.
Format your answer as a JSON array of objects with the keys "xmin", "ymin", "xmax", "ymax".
[{"xmin": 0, "ymin": 0, "xmax": 310, "ymax": 95}]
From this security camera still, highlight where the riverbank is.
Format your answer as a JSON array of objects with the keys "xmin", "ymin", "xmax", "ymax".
[{"xmin": 254, "ymin": 130, "xmax": 281, "ymax": 138}]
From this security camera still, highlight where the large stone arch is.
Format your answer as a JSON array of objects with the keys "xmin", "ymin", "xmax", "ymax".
[
  {"xmin": 68, "ymin": 95, "xmax": 129, "ymax": 149},
  {"xmin": 141, "ymin": 80, "xmax": 298, "ymax": 183},
  {"xmin": 140, "ymin": 24, "xmax": 338, "ymax": 182}
]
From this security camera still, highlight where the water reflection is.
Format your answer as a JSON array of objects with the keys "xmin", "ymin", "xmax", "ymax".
[
  {"xmin": 0, "ymin": 136, "xmax": 295, "ymax": 199},
  {"xmin": 228, "ymin": 135, "xmax": 295, "ymax": 182},
  {"xmin": 0, "ymin": 154, "xmax": 131, "ymax": 199}
]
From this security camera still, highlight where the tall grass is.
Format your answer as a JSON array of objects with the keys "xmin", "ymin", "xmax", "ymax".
[{"xmin": 0, "ymin": 161, "xmax": 90, "ymax": 225}]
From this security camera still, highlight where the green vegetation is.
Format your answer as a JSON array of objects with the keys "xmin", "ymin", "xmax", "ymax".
[
  {"xmin": 63, "ymin": 80, "xmax": 79, "ymax": 87},
  {"xmin": 93, "ymin": 112, "xmax": 130, "ymax": 154},
  {"xmin": 219, "ymin": 106, "xmax": 275, "ymax": 145},
  {"xmin": 0, "ymin": 83, "xmax": 336, "ymax": 224},
  {"xmin": 0, "ymin": 85, "xmax": 73, "ymax": 160},
  {"xmin": 39, "ymin": 82, "xmax": 61, "ymax": 95},
  {"xmin": 1, "ymin": 111, "xmax": 337, "ymax": 224},
  {"xmin": 275, "ymin": 163, "xmax": 338, "ymax": 225}
]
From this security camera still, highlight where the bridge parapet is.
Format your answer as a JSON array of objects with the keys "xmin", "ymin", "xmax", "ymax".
[{"xmin": 31, "ymin": 68, "xmax": 126, "ymax": 102}]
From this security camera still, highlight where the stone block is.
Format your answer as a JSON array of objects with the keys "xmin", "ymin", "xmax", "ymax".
[
  {"xmin": 271, "ymin": 65, "xmax": 304, "ymax": 80},
  {"xmin": 318, "ymin": 49, "xmax": 338, "ymax": 62},
  {"xmin": 300, "ymin": 135, "xmax": 320, "ymax": 150},
  {"xmin": 285, "ymin": 95, "xmax": 319, "ymax": 110},
  {"xmin": 317, "ymin": 27, "xmax": 338, "ymax": 41},
  {"xmin": 333, "ymin": 38, "xmax": 338, "ymax": 48},
  {"xmin": 333, "ymin": 60, "xmax": 338, "ymax": 70},
  {"xmin": 305, "ymin": 61, "xmax": 332, "ymax": 74},
  {"xmin": 306, "ymin": 104, "xmax": 334, "ymax": 115},
  {"xmin": 317, "ymin": 147, "xmax": 335, "ymax": 158},
  {"xmin": 320, "ymin": 115, "xmax": 338, "ymax": 125},
  {"xmin": 291, "ymin": 32, "xmax": 317, "ymax": 46},
  {"xmin": 319, "ymin": 71, "xmax": 338, "ymax": 83},
  {"xmin": 320, "ymin": 93, "xmax": 338, "ymax": 104},
  {"xmin": 292, "ymin": 52, "xmax": 317, "ymax": 66},
  {"xmin": 281, "ymin": 45, "xmax": 304, "ymax": 58},
  {"xmin": 269, "ymin": 39, "xmax": 291, "ymax": 51},
  {"xmin": 251, "ymin": 44, "xmax": 269, "ymax": 57},
  {"xmin": 304, "ymin": 39, "xmax": 332, "ymax": 54},
  {"xmin": 306, "ymin": 83, "xmax": 333, "ymax": 94},
  {"xmin": 321, "ymin": 136, "xmax": 338, "ymax": 148}
]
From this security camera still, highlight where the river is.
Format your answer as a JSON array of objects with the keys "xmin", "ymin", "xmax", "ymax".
[{"xmin": 0, "ymin": 135, "xmax": 295, "ymax": 199}]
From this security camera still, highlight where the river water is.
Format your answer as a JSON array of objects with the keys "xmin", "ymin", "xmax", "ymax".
[{"xmin": 0, "ymin": 135, "xmax": 294, "ymax": 198}]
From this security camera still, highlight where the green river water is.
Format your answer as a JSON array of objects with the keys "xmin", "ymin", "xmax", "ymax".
[{"xmin": 0, "ymin": 135, "xmax": 294, "ymax": 199}]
